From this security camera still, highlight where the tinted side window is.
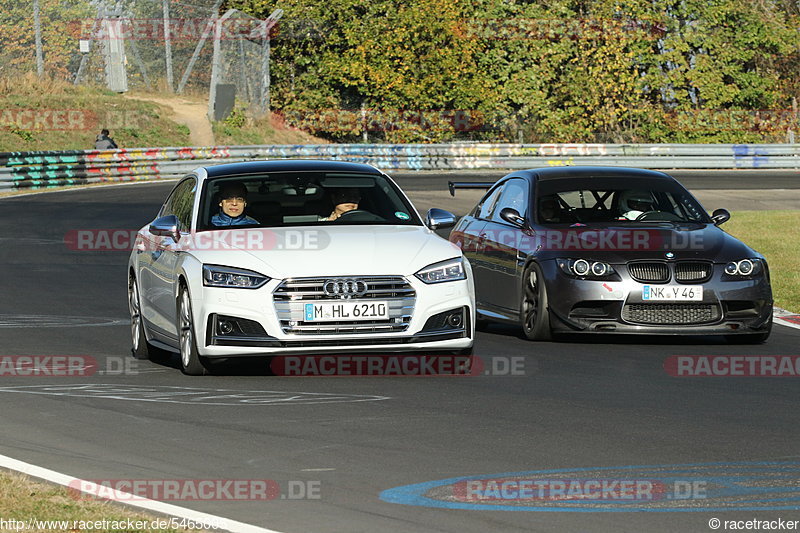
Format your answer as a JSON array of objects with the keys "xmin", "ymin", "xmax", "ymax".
[
  {"xmin": 161, "ymin": 178, "xmax": 196, "ymax": 230},
  {"xmin": 477, "ymin": 186, "xmax": 503, "ymax": 220},
  {"xmin": 491, "ymin": 179, "xmax": 529, "ymax": 223}
]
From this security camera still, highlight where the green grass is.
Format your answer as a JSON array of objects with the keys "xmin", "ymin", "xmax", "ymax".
[
  {"xmin": 724, "ymin": 210, "xmax": 800, "ymax": 312},
  {"xmin": 0, "ymin": 471, "xmax": 205, "ymax": 532},
  {"xmin": 0, "ymin": 75, "xmax": 191, "ymax": 151},
  {"xmin": 211, "ymin": 107, "xmax": 325, "ymax": 146},
  {"xmin": 0, "ymin": 75, "xmax": 326, "ymax": 150}
]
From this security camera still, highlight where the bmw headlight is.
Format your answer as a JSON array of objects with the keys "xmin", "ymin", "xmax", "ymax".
[
  {"xmin": 202, "ymin": 265, "xmax": 270, "ymax": 289},
  {"xmin": 415, "ymin": 257, "xmax": 466, "ymax": 284},
  {"xmin": 557, "ymin": 258, "xmax": 616, "ymax": 278},
  {"xmin": 723, "ymin": 258, "xmax": 764, "ymax": 278}
]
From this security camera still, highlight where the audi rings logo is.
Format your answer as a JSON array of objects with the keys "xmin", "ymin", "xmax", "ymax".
[{"xmin": 323, "ymin": 279, "xmax": 368, "ymax": 298}]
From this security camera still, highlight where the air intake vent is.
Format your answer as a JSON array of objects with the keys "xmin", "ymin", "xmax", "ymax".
[{"xmin": 622, "ymin": 304, "xmax": 720, "ymax": 325}]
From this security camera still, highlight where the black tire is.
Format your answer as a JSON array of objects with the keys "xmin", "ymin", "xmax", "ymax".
[
  {"xmin": 178, "ymin": 285, "xmax": 209, "ymax": 375},
  {"xmin": 128, "ymin": 275, "xmax": 162, "ymax": 360},
  {"xmin": 520, "ymin": 262, "xmax": 552, "ymax": 341}
]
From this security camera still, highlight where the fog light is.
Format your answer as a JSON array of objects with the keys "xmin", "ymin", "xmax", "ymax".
[
  {"xmin": 219, "ymin": 320, "xmax": 234, "ymax": 335},
  {"xmin": 447, "ymin": 313, "xmax": 463, "ymax": 328}
]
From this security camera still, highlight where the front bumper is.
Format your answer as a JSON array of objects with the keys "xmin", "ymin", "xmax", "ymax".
[
  {"xmin": 542, "ymin": 260, "xmax": 773, "ymax": 336},
  {"xmin": 191, "ymin": 276, "xmax": 474, "ymax": 357}
]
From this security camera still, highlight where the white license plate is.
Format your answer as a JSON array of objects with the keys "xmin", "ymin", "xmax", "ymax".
[
  {"xmin": 642, "ymin": 285, "xmax": 703, "ymax": 301},
  {"xmin": 304, "ymin": 301, "xmax": 389, "ymax": 322}
]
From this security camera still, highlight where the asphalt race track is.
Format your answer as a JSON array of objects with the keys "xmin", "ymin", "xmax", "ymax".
[{"xmin": 1, "ymin": 171, "xmax": 800, "ymax": 533}]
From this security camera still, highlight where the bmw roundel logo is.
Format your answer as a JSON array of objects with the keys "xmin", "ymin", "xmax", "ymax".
[{"xmin": 665, "ymin": 252, "xmax": 675, "ymax": 259}]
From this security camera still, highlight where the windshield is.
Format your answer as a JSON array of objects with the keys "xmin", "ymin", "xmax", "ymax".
[
  {"xmin": 197, "ymin": 172, "xmax": 422, "ymax": 230},
  {"xmin": 535, "ymin": 177, "xmax": 710, "ymax": 224}
]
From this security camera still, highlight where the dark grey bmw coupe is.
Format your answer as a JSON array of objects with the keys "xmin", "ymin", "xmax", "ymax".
[{"xmin": 448, "ymin": 167, "xmax": 773, "ymax": 343}]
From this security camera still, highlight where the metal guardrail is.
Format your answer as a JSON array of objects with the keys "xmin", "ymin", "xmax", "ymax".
[{"xmin": 1, "ymin": 143, "xmax": 798, "ymax": 190}]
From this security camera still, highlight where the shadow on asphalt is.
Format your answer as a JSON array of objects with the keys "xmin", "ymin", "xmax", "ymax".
[
  {"xmin": 479, "ymin": 321, "xmax": 765, "ymax": 346},
  {"xmin": 146, "ymin": 351, "xmax": 276, "ymax": 376}
]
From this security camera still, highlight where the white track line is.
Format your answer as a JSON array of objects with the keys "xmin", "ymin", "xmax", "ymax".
[{"xmin": 0, "ymin": 453, "xmax": 286, "ymax": 533}]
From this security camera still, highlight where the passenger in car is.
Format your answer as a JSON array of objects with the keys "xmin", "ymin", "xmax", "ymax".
[
  {"xmin": 320, "ymin": 188, "xmax": 362, "ymax": 221},
  {"xmin": 211, "ymin": 182, "xmax": 260, "ymax": 226}
]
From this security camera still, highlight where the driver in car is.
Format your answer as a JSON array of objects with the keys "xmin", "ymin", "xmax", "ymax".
[
  {"xmin": 212, "ymin": 182, "xmax": 259, "ymax": 226},
  {"xmin": 538, "ymin": 195, "xmax": 563, "ymax": 223},
  {"xmin": 321, "ymin": 188, "xmax": 362, "ymax": 221},
  {"xmin": 618, "ymin": 190, "xmax": 655, "ymax": 220}
]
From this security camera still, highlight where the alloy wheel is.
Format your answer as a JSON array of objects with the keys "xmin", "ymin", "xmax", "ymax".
[
  {"xmin": 523, "ymin": 268, "xmax": 539, "ymax": 333},
  {"xmin": 179, "ymin": 289, "xmax": 193, "ymax": 368},
  {"xmin": 129, "ymin": 278, "xmax": 142, "ymax": 350}
]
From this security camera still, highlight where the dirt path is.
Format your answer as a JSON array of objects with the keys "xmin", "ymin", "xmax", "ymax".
[{"xmin": 125, "ymin": 94, "xmax": 215, "ymax": 147}]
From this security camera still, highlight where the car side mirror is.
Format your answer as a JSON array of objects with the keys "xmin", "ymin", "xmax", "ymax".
[
  {"xmin": 426, "ymin": 208, "xmax": 457, "ymax": 230},
  {"xmin": 149, "ymin": 214, "xmax": 181, "ymax": 242},
  {"xmin": 711, "ymin": 208, "xmax": 730, "ymax": 226},
  {"xmin": 499, "ymin": 207, "xmax": 526, "ymax": 228}
]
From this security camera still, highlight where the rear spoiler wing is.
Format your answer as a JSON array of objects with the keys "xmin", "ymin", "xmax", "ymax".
[{"xmin": 448, "ymin": 181, "xmax": 494, "ymax": 197}]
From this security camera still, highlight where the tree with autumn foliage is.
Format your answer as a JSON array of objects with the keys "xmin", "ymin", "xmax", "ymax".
[
  {"xmin": 227, "ymin": 0, "xmax": 500, "ymax": 142},
  {"xmin": 2, "ymin": 0, "xmax": 797, "ymax": 143},
  {"xmin": 0, "ymin": 0, "xmax": 92, "ymax": 80},
  {"xmin": 228, "ymin": 0, "xmax": 798, "ymax": 142}
]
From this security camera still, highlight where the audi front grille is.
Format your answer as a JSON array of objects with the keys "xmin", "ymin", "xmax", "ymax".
[{"xmin": 273, "ymin": 276, "xmax": 416, "ymax": 335}]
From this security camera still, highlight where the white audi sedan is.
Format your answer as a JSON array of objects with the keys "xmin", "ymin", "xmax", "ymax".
[{"xmin": 128, "ymin": 160, "xmax": 475, "ymax": 374}]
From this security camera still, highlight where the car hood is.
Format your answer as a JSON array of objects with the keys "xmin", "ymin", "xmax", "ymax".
[
  {"xmin": 533, "ymin": 222, "xmax": 761, "ymax": 263},
  {"xmin": 189, "ymin": 225, "xmax": 462, "ymax": 277}
]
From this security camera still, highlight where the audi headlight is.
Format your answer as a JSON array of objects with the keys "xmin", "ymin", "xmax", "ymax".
[
  {"xmin": 415, "ymin": 257, "xmax": 466, "ymax": 284},
  {"xmin": 557, "ymin": 258, "xmax": 616, "ymax": 278},
  {"xmin": 723, "ymin": 258, "xmax": 763, "ymax": 278},
  {"xmin": 202, "ymin": 265, "xmax": 270, "ymax": 289}
]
